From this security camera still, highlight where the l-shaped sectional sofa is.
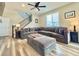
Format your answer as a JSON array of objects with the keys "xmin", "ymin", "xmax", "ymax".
[{"xmin": 20, "ymin": 27, "xmax": 68, "ymax": 44}]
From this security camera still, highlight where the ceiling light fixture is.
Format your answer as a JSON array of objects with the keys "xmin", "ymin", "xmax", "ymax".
[{"xmin": 22, "ymin": 4, "xmax": 25, "ymax": 7}]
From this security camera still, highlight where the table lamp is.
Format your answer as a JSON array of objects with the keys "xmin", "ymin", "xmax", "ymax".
[{"xmin": 70, "ymin": 20, "xmax": 78, "ymax": 32}]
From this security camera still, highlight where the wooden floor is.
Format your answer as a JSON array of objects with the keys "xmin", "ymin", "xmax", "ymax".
[{"xmin": 0, "ymin": 36, "xmax": 79, "ymax": 56}]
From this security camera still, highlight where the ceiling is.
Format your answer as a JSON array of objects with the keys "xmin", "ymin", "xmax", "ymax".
[
  {"xmin": 26, "ymin": 2, "xmax": 71, "ymax": 15},
  {"xmin": 5, "ymin": 2, "xmax": 72, "ymax": 15}
]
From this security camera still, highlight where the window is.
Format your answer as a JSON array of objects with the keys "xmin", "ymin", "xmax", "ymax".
[
  {"xmin": 46, "ymin": 12, "xmax": 59, "ymax": 27},
  {"xmin": 46, "ymin": 14, "xmax": 53, "ymax": 27}
]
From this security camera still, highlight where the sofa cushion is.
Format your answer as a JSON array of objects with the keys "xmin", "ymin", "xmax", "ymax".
[
  {"xmin": 35, "ymin": 28, "xmax": 41, "ymax": 31},
  {"xmin": 29, "ymin": 28, "xmax": 35, "ymax": 32},
  {"xmin": 55, "ymin": 28, "xmax": 59, "ymax": 33},
  {"xmin": 59, "ymin": 29, "xmax": 64, "ymax": 35},
  {"xmin": 38, "ymin": 31, "xmax": 63, "ymax": 38}
]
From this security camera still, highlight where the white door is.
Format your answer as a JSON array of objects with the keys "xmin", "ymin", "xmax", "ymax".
[{"xmin": 0, "ymin": 17, "xmax": 10, "ymax": 36}]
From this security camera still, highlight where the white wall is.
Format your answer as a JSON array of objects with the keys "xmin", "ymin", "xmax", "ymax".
[
  {"xmin": 3, "ymin": 3, "xmax": 39, "ymax": 29},
  {"xmin": 0, "ymin": 16, "xmax": 11, "ymax": 36},
  {"xmin": 38, "ymin": 3, "xmax": 79, "ymax": 31},
  {"xmin": 1, "ymin": 2, "xmax": 39, "ymax": 36},
  {"xmin": 2, "ymin": 3, "xmax": 23, "ymax": 25},
  {"xmin": 24, "ymin": 14, "xmax": 39, "ymax": 28}
]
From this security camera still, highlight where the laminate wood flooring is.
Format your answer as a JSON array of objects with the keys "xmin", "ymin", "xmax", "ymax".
[{"xmin": 0, "ymin": 37, "xmax": 79, "ymax": 56}]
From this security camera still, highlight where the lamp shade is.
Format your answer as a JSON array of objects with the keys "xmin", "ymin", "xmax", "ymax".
[
  {"xmin": 16, "ymin": 24, "xmax": 20, "ymax": 27},
  {"xmin": 22, "ymin": 4, "xmax": 25, "ymax": 7}
]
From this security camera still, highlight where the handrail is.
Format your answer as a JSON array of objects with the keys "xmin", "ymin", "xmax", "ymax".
[
  {"xmin": 19, "ymin": 16, "xmax": 29, "ymax": 24},
  {"xmin": 20, "ymin": 20, "xmax": 31, "ymax": 29},
  {"xmin": 19, "ymin": 14, "xmax": 32, "ymax": 29}
]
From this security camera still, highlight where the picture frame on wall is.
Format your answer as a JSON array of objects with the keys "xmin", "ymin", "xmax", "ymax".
[
  {"xmin": 64, "ymin": 11, "xmax": 75, "ymax": 19},
  {"xmin": 35, "ymin": 19, "xmax": 38, "ymax": 23}
]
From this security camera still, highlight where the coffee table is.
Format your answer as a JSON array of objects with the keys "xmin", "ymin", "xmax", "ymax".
[{"xmin": 27, "ymin": 33, "xmax": 56, "ymax": 56}]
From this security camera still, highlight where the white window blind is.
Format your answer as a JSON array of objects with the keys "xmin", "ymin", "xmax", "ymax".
[{"xmin": 46, "ymin": 12, "xmax": 59, "ymax": 27}]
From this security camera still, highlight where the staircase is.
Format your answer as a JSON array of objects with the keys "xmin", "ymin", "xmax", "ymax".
[
  {"xmin": 12, "ymin": 12, "xmax": 32, "ymax": 38},
  {"xmin": 18, "ymin": 12, "xmax": 32, "ymax": 29}
]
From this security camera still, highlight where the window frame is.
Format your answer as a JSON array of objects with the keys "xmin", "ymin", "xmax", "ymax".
[{"xmin": 46, "ymin": 12, "xmax": 59, "ymax": 27}]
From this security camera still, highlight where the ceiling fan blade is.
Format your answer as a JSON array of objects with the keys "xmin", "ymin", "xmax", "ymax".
[
  {"xmin": 28, "ymin": 3, "xmax": 34, "ymax": 6},
  {"xmin": 37, "ymin": 7, "xmax": 40, "ymax": 11},
  {"xmin": 36, "ymin": 2, "xmax": 40, "ymax": 5},
  {"xmin": 38, "ymin": 6, "xmax": 46, "ymax": 7},
  {"xmin": 35, "ymin": 2, "xmax": 40, "ymax": 7}
]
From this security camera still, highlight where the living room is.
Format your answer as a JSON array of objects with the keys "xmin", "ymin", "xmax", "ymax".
[{"xmin": 0, "ymin": 2, "xmax": 79, "ymax": 56}]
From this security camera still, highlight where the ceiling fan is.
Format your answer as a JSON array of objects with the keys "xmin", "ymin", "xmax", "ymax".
[{"xmin": 28, "ymin": 2, "xmax": 46, "ymax": 11}]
